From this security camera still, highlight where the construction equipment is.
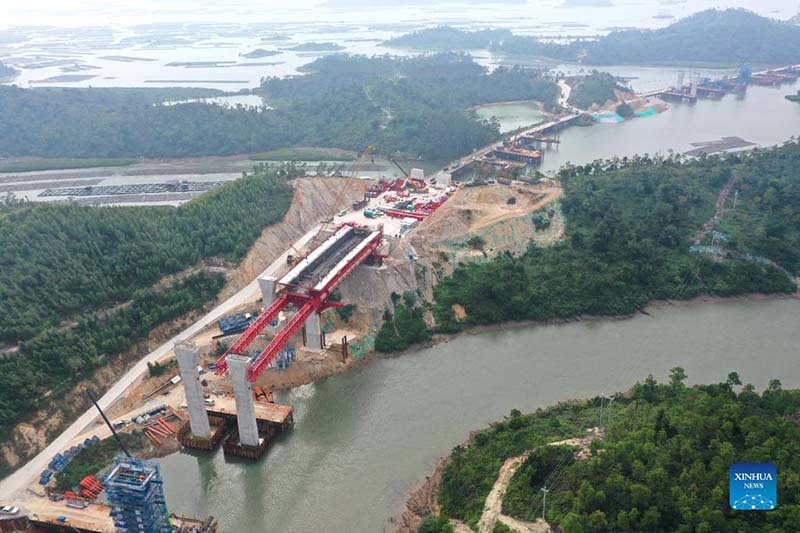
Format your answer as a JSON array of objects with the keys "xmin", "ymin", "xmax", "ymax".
[
  {"xmin": 321, "ymin": 145, "xmax": 375, "ymax": 229},
  {"xmin": 390, "ymin": 157, "xmax": 409, "ymax": 177}
]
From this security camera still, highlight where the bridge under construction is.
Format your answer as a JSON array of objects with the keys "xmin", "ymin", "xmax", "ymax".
[{"xmin": 174, "ymin": 223, "xmax": 383, "ymax": 460}]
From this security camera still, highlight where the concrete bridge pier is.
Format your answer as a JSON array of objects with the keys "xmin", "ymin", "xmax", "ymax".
[
  {"xmin": 304, "ymin": 312, "xmax": 323, "ymax": 352},
  {"xmin": 174, "ymin": 341, "xmax": 211, "ymax": 439},
  {"xmin": 227, "ymin": 355, "xmax": 261, "ymax": 447},
  {"xmin": 258, "ymin": 275, "xmax": 278, "ymax": 307}
]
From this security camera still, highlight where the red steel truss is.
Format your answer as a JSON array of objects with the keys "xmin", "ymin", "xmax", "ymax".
[{"xmin": 214, "ymin": 226, "xmax": 382, "ymax": 380}]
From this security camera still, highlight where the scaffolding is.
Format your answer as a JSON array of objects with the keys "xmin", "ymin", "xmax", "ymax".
[{"xmin": 104, "ymin": 456, "xmax": 172, "ymax": 533}]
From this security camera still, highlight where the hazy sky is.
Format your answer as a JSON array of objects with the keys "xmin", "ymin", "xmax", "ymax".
[{"xmin": 0, "ymin": 0, "xmax": 797, "ymax": 27}]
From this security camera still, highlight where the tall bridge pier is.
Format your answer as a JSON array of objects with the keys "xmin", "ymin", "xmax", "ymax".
[
  {"xmin": 304, "ymin": 312, "xmax": 324, "ymax": 351},
  {"xmin": 176, "ymin": 224, "xmax": 383, "ymax": 460},
  {"xmin": 175, "ymin": 341, "xmax": 211, "ymax": 439},
  {"xmin": 227, "ymin": 355, "xmax": 261, "ymax": 448}
]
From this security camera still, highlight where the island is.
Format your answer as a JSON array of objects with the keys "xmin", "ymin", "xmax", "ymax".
[
  {"xmin": 284, "ymin": 42, "xmax": 345, "ymax": 52},
  {"xmin": 240, "ymin": 48, "xmax": 281, "ymax": 59}
]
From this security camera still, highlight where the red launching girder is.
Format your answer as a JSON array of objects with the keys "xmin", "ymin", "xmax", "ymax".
[
  {"xmin": 245, "ymin": 230, "xmax": 383, "ymax": 382},
  {"xmin": 246, "ymin": 301, "xmax": 317, "ymax": 381},
  {"xmin": 214, "ymin": 294, "xmax": 290, "ymax": 375}
]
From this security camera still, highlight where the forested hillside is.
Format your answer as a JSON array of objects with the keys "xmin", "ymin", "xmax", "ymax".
[
  {"xmin": 430, "ymin": 144, "xmax": 798, "ymax": 334},
  {"xmin": 720, "ymin": 144, "xmax": 800, "ymax": 273},
  {"xmin": 434, "ymin": 372, "xmax": 800, "ymax": 531},
  {"xmin": 582, "ymin": 9, "xmax": 800, "ymax": 65},
  {"xmin": 567, "ymin": 70, "xmax": 626, "ymax": 109},
  {"xmin": 388, "ymin": 10, "xmax": 800, "ymax": 66},
  {"xmin": 0, "ymin": 54, "xmax": 558, "ymax": 161},
  {"xmin": 0, "ymin": 165, "xmax": 295, "ymax": 447}
]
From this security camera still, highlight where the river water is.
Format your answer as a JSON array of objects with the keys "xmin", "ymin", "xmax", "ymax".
[
  {"xmin": 158, "ymin": 298, "xmax": 800, "ymax": 532},
  {"xmin": 537, "ymin": 73, "xmax": 800, "ymax": 174}
]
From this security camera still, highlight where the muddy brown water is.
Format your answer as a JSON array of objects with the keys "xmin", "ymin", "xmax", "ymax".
[{"xmin": 158, "ymin": 297, "xmax": 800, "ymax": 532}]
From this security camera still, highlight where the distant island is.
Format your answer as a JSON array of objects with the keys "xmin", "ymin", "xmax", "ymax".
[
  {"xmin": 285, "ymin": 42, "xmax": 345, "ymax": 52},
  {"xmin": 384, "ymin": 27, "xmax": 512, "ymax": 50},
  {"xmin": 0, "ymin": 61, "xmax": 19, "ymax": 81},
  {"xmin": 387, "ymin": 9, "xmax": 800, "ymax": 66},
  {"xmin": 240, "ymin": 48, "xmax": 280, "ymax": 59}
]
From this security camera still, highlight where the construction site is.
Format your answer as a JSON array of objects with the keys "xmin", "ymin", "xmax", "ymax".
[
  {"xmin": 5, "ymin": 62, "xmax": 796, "ymax": 530},
  {"xmin": 9, "ymin": 62, "xmax": 795, "ymax": 530},
  {"xmin": 0, "ymin": 130, "xmax": 567, "ymax": 533}
]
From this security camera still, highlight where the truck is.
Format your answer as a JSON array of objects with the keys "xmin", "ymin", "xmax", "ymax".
[
  {"xmin": 363, "ymin": 208, "xmax": 377, "ymax": 218},
  {"xmin": 218, "ymin": 313, "xmax": 255, "ymax": 336}
]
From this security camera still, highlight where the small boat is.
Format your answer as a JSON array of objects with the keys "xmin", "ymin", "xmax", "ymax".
[{"xmin": 786, "ymin": 90, "xmax": 800, "ymax": 103}]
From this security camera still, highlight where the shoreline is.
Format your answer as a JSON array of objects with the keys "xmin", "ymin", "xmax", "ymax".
[
  {"xmin": 390, "ymin": 290, "xmax": 799, "ymax": 531},
  {"xmin": 383, "ymin": 290, "xmax": 799, "ymax": 360}
]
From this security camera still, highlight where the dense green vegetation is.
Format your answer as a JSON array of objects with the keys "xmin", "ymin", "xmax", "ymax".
[
  {"xmin": 0, "ymin": 158, "xmax": 136, "ymax": 173},
  {"xmin": 262, "ymin": 53, "xmax": 559, "ymax": 160},
  {"xmin": 0, "ymin": 165, "xmax": 296, "ymax": 444},
  {"xmin": 0, "ymin": 271, "xmax": 223, "ymax": 439},
  {"xmin": 505, "ymin": 373, "xmax": 800, "ymax": 531},
  {"xmin": 719, "ymin": 144, "xmax": 800, "ymax": 273},
  {"xmin": 581, "ymin": 9, "xmax": 800, "ymax": 65},
  {"xmin": 384, "ymin": 27, "xmax": 512, "ymax": 50},
  {"xmin": 432, "ymin": 145, "xmax": 797, "ymax": 333},
  {"xmin": 0, "ymin": 164, "xmax": 294, "ymax": 343},
  {"xmin": 440, "ymin": 401, "xmax": 598, "ymax": 525},
  {"xmin": 567, "ymin": 71, "xmax": 624, "ymax": 110},
  {"xmin": 391, "ymin": 10, "xmax": 800, "ymax": 66},
  {"xmin": 54, "ymin": 432, "xmax": 148, "ymax": 492},
  {"xmin": 0, "ymin": 54, "xmax": 557, "ymax": 161},
  {"xmin": 374, "ymin": 291, "xmax": 431, "ymax": 352},
  {"xmin": 418, "ymin": 514, "xmax": 455, "ymax": 533},
  {"xmin": 438, "ymin": 373, "xmax": 800, "ymax": 531}
]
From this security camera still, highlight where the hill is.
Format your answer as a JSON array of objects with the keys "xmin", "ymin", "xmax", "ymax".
[
  {"xmin": 583, "ymin": 8, "xmax": 800, "ymax": 65},
  {"xmin": 429, "ymin": 144, "xmax": 798, "ymax": 336},
  {"xmin": 0, "ymin": 53, "xmax": 559, "ymax": 161},
  {"xmin": 428, "ymin": 372, "xmax": 800, "ymax": 531},
  {"xmin": 390, "ymin": 10, "xmax": 800, "ymax": 65},
  {"xmin": 0, "ymin": 164, "xmax": 295, "ymax": 473}
]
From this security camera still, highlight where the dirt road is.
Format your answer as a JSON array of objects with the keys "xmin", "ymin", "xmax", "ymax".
[{"xmin": 0, "ymin": 225, "xmax": 322, "ymax": 500}]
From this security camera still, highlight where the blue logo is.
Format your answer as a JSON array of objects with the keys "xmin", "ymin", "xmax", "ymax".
[{"xmin": 729, "ymin": 462, "xmax": 777, "ymax": 511}]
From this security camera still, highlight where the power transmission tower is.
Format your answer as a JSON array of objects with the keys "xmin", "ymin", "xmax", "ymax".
[{"xmin": 541, "ymin": 486, "xmax": 550, "ymax": 521}]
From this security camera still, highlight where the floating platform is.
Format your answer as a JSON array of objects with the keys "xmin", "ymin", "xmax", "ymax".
[
  {"xmin": 206, "ymin": 396, "xmax": 294, "ymax": 461},
  {"xmin": 207, "ymin": 396, "xmax": 294, "ymax": 430},
  {"xmin": 684, "ymin": 136, "xmax": 756, "ymax": 157}
]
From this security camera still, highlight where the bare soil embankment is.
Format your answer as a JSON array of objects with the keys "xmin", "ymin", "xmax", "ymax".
[{"xmin": 219, "ymin": 177, "xmax": 370, "ymax": 299}]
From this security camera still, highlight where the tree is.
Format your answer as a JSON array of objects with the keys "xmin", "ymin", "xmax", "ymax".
[{"xmin": 669, "ymin": 367, "xmax": 688, "ymax": 390}]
